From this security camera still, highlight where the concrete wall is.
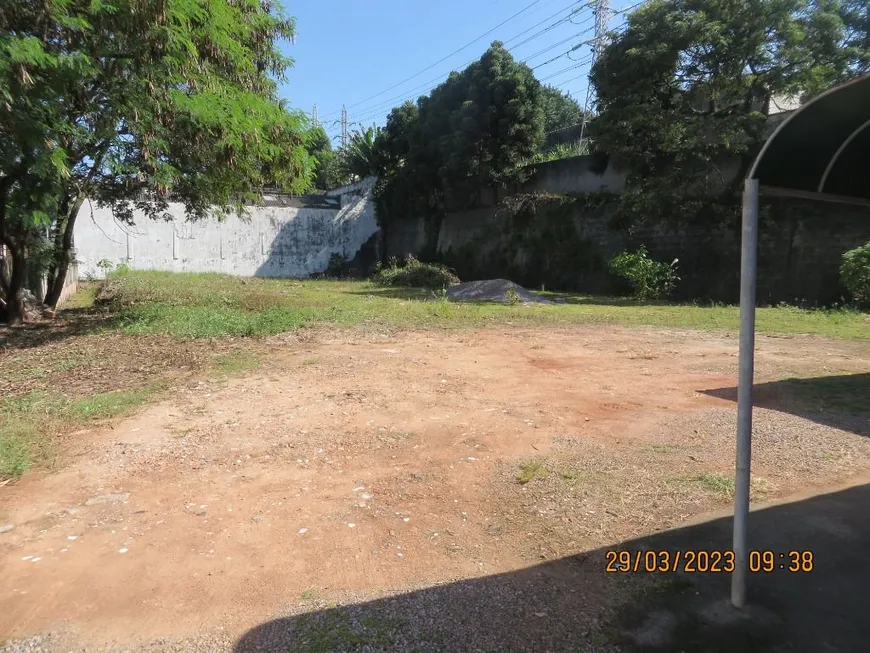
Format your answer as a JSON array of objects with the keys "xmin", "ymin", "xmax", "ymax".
[
  {"xmin": 388, "ymin": 194, "xmax": 870, "ymax": 305},
  {"xmin": 526, "ymin": 155, "xmax": 626, "ymax": 195},
  {"xmin": 74, "ymin": 178, "xmax": 378, "ymax": 279}
]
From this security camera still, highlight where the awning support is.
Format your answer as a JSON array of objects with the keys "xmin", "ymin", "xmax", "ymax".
[{"xmin": 731, "ymin": 177, "xmax": 759, "ymax": 608}]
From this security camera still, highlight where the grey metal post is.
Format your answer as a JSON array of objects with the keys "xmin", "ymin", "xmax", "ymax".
[{"xmin": 731, "ymin": 177, "xmax": 759, "ymax": 608}]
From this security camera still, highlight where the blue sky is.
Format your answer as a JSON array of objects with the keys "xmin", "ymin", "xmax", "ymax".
[{"xmin": 277, "ymin": 0, "xmax": 638, "ymax": 145}]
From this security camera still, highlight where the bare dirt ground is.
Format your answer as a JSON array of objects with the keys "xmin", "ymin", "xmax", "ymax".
[{"xmin": 2, "ymin": 326, "xmax": 869, "ymax": 651}]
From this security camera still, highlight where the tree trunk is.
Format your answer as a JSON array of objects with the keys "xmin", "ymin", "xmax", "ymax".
[
  {"xmin": 1, "ymin": 237, "xmax": 27, "ymax": 324},
  {"xmin": 44, "ymin": 195, "xmax": 83, "ymax": 309}
]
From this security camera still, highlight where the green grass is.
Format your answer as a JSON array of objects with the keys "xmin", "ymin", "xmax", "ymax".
[
  {"xmin": 71, "ymin": 387, "xmax": 157, "ymax": 420},
  {"xmin": 517, "ymin": 460, "xmax": 549, "ymax": 484},
  {"xmin": 0, "ymin": 387, "xmax": 159, "ymax": 479},
  {"xmin": 95, "ymin": 270, "xmax": 870, "ymax": 340},
  {"xmin": 213, "ymin": 353, "xmax": 263, "ymax": 375},
  {"xmin": 696, "ymin": 473, "xmax": 736, "ymax": 498}
]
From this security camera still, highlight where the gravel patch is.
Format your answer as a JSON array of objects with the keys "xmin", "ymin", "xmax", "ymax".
[{"xmin": 446, "ymin": 279, "xmax": 552, "ymax": 304}]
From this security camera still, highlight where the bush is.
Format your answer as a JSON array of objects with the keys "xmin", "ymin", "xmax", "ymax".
[
  {"xmin": 608, "ymin": 246, "xmax": 679, "ymax": 300},
  {"xmin": 841, "ymin": 242, "xmax": 870, "ymax": 305},
  {"xmin": 372, "ymin": 255, "xmax": 460, "ymax": 289}
]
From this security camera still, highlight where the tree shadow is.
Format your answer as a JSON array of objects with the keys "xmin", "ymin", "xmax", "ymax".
[
  {"xmin": 701, "ymin": 373, "xmax": 870, "ymax": 437},
  {"xmin": 0, "ymin": 306, "xmax": 115, "ymax": 351},
  {"xmin": 234, "ymin": 483, "xmax": 870, "ymax": 652}
]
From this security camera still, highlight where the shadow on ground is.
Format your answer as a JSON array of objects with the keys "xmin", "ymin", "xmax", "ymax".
[
  {"xmin": 0, "ymin": 306, "xmax": 113, "ymax": 351},
  {"xmin": 702, "ymin": 373, "xmax": 870, "ymax": 436},
  {"xmin": 234, "ymin": 483, "xmax": 870, "ymax": 652}
]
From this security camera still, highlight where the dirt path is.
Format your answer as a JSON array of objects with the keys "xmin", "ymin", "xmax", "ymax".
[{"xmin": 2, "ymin": 326, "xmax": 869, "ymax": 650}]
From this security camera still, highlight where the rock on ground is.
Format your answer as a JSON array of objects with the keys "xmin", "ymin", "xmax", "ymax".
[{"xmin": 446, "ymin": 279, "xmax": 551, "ymax": 304}]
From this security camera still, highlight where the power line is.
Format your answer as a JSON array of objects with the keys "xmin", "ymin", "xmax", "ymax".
[
  {"xmin": 531, "ymin": 40, "xmax": 594, "ymax": 70},
  {"xmin": 518, "ymin": 20, "xmax": 593, "ymax": 64},
  {"xmin": 322, "ymin": 1, "xmax": 644, "ymax": 132},
  {"xmin": 321, "ymin": 0, "xmax": 546, "ymax": 120},
  {"xmin": 538, "ymin": 58, "xmax": 592, "ymax": 82},
  {"xmin": 350, "ymin": 6, "xmax": 596, "ymax": 124},
  {"xmin": 506, "ymin": 2, "xmax": 591, "ymax": 51},
  {"xmin": 327, "ymin": 0, "xmax": 590, "ymax": 122},
  {"xmin": 336, "ymin": 0, "xmax": 643, "ymax": 131}
]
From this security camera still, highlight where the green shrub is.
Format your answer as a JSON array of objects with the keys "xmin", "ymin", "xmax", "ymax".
[
  {"xmin": 608, "ymin": 246, "xmax": 679, "ymax": 300},
  {"xmin": 372, "ymin": 255, "xmax": 460, "ymax": 289},
  {"xmin": 841, "ymin": 242, "xmax": 870, "ymax": 305}
]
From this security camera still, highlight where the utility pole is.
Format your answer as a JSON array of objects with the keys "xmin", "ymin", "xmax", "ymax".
[
  {"xmin": 340, "ymin": 106, "xmax": 348, "ymax": 148},
  {"xmin": 579, "ymin": 0, "xmax": 612, "ymax": 147}
]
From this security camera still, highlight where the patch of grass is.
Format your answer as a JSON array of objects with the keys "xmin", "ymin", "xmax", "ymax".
[
  {"xmin": 0, "ymin": 391, "xmax": 69, "ymax": 478},
  {"xmin": 559, "ymin": 469, "xmax": 590, "ymax": 482},
  {"xmin": 696, "ymin": 473, "xmax": 736, "ymax": 498},
  {"xmin": 651, "ymin": 444, "xmax": 679, "ymax": 454},
  {"xmin": 93, "ymin": 271, "xmax": 870, "ymax": 340},
  {"xmin": 301, "ymin": 357, "xmax": 319, "ymax": 366},
  {"xmin": 71, "ymin": 387, "xmax": 157, "ymax": 420},
  {"xmin": 64, "ymin": 283, "xmax": 99, "ymax": 309},
  {"xmin": 517, "ymin": 460, "xmax": 549, "ymax": 484},
  {"xmin": 213, "ymin": 353, "xmax": 262, "ymax": 376},
  {"xmin": 0, "ymin": 386, "xmax": 160, "ymax": 479},
  {"xmin": 300, "ymin": 588, "xmax": 319, "ymax": 601},
  {"xmin": 0, "ymin": 428, "xmax": 32, "ymax": 478}
]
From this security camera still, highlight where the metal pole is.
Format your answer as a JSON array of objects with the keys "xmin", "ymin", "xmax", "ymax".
[{"xmin": 731, "ymin": 177, "xmax": 759, "ymax": 608}]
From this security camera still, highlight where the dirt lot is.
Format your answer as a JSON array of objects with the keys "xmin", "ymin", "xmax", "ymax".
[{"xmin": 2, "ymin": 325, "xmax": 869, "ymax": 651}]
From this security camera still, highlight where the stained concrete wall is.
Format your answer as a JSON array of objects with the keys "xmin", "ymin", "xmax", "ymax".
[
  {"xmin": 526, "ymin": 155, "xmax": 626, "ymax": 195},
  {"xmin": 74, "ymin": 178, "xmax": 378, "ymax": 279}
]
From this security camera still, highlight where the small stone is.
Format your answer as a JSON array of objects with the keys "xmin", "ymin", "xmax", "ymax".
[
  {"xmin": 0, "ymin": 524, "xmax": 14, "ymax": 534},
  {"xmin": 403, "ymin": 517, "xmax": 410, "ymax": 523},
  {"xmin": 298, "ymin": 528, "xmax": 308, "ymax": 535},
  {"xmin": 31, "ymin": 557, "xmax": 41, "ymax": 562},
  {"xmin": 21, "ymin": 556, "xmax": 33, "ymax": 561},
  {"xmin": 67, "ymin": 535, "xmax": 78, "ymax": 540},
  {"xmin": 118, "ymin": 548, "xmax": 128, "ymax": 554},
  {"xmin": 85, "ymin": 492, "xmax": 130, "ymax": 506},
  {"xmin": 348, "ymin": 523, "xmax": 356, "ymax": 528}
]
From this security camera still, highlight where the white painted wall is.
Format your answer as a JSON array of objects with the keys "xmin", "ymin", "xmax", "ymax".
[{"xmin": 74, "ymin": 178, "xmax": 378, "ymax": 279}]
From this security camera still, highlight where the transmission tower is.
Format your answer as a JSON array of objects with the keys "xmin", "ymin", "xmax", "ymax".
[
  {"xmin": 312, "ymin": 104, "xmax": 319, "ymax": 127},
  {"xmin": 579, "ymin": 0, "xmax": 612, "ymax": 146},
  {"xmin": 591, "ymin": 0, "xmax": 610, "ymax": 62},
  {"xmin": 340, "ymin": 106, "xmax": 348, "ymax": 148}
]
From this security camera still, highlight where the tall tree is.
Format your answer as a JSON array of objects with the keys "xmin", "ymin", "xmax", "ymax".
[
  {"xmin": 343, "ymin": 126, "xmax": 382, "ymax": 180},
  {"xmin": 540, "ymin": 85, "xmax": 587, "ymax": 134},
  {"xmin": 0, "ymin": 0, "xmax": 312, "ymax": 322},
  {"xmin": 591, "ymin": 0, "xmax": 858, "ymax": 226},
  {"xmin": 375, "ymin": 42, "xmax": 544, "ymax": 226},
  {"xmin": 306, "ymin": 126, "xmax": 349, "ymax": 190}
]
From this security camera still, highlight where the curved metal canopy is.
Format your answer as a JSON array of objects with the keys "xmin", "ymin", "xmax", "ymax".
[
  {"xmin": 751, "ymin": 74, "xmax": 870, "ymax": 198},
  {"xmin": 732, "ymin": 73, "xmax": 870, "ymax": 611}
]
